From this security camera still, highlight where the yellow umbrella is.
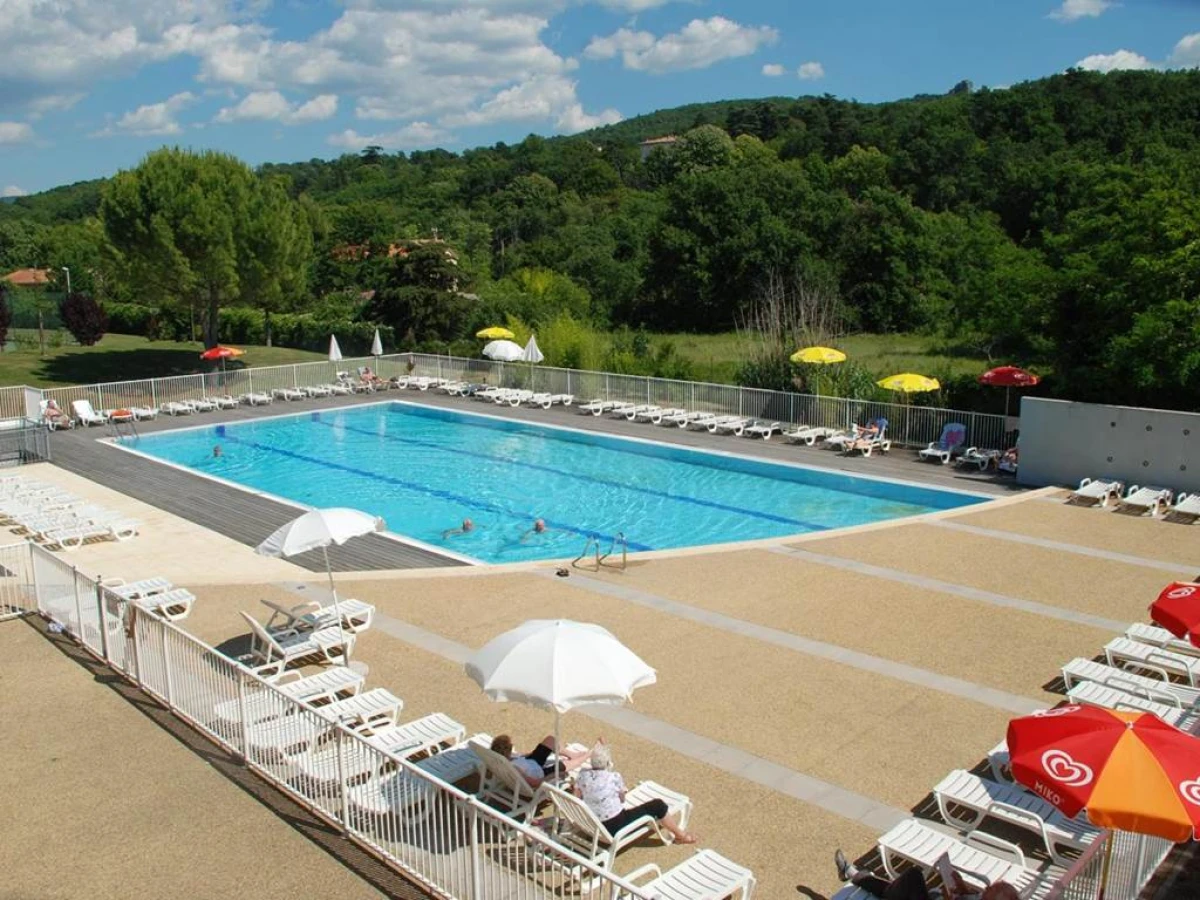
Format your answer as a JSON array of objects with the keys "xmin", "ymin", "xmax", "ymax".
[
  {"xmin": 877, "ymin": 373, "xmax": 940, "ymax": 393},
  {"xmin": 790, "ymin": 346, "xmax": 846, "ymax": 365},
  {"xmin": 476, "ymin": 326, "xmax": 515, "ymax": 340}
]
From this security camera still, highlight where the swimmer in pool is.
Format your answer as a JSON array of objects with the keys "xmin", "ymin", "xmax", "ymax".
[
  {"xmin": 213, "ymin": 445, "xmax": 222, "ymax": 458},
  {"xmin": 442, "ymin": 518, "xmax": 474, "ymax": 538},
  {"xmin": 520, "ymin": 518, "xmax": 548, "ymax": 542}
]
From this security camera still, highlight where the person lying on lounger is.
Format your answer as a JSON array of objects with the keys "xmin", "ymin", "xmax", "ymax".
[
  {"xmin": 575, "ymin": 743, "xmax": 696, "ymax": 844},
  {"xmin": 834, "ymin": 850, "xmax": 1019, "ymax": 900},
  {"xmin": 361, "ymin": 366, "xmax": 383, "ymax": 387},
  {"xmin": 43, "ymin": 399, "xmax": 73, "ymax": 429},
  {"xmin": 847, "ymin": 420, "xmax": 882, "ymax": 453},
  {"xmin": 490, "ymin": 734, "xmax": 592, "ymax": 788}
]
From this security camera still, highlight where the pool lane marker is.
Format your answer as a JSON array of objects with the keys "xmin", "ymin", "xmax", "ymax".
[
  {"xmin": 310, "ymin": 414, "xmax": 834, "ymax": 534},
  {"xmin": 550, "ymin": 570, "xmax": 1045, "ymax": 716},
  {"xmin": 219, "ymin": 432, "xmax": 655, "ymax": 551},
  {"xmin": 343, "ymin": 606, "xmax": 910, "ymax": 833}
]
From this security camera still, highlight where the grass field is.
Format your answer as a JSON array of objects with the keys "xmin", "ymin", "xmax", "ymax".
[
  {"xmin": 657, "ymin": 332, "xmax": 991, "ymax": 384},
  {"xmin": 0, "ymin": 332, "xmax": 326, "ymax": 388}
]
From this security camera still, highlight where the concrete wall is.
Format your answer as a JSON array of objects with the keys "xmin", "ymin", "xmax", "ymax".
[{"xmin": 1018, "ymin": 397, "xmax": 1200, "ymax": 494}]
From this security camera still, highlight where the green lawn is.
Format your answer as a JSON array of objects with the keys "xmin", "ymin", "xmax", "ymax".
[
  {"xmin": 656, "ymin": 332, "xmax": 991, "ymax": 384},
  {"xmin": 0, "ymin": 332, "xmax": 326, "ymax": 388}
]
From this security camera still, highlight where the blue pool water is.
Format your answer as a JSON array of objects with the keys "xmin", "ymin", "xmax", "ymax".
[{"xmin": 122, "ymin": 402, "xmax": 985, "ymax": 563}]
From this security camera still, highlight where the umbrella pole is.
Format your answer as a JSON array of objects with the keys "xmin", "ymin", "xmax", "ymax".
[
  {"xmin": 555, "ymin": 709, "xmax": 562, "ymax": 784},
  {"xmin": 322, "ymin": 544, "xmax": 349, "ymax": 663},
  {"xmin": 1097, "ymin": 831, "xmax": 1115, "ymax": 900},
  {"xmin": 1005, "ymin": 386, "xmax": 1011, "ymax": 421}
]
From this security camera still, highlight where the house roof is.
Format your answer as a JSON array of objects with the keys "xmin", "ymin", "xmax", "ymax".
[{"xmin": 2, "ymin": 268, "xmax": 51, "ymax": 287}]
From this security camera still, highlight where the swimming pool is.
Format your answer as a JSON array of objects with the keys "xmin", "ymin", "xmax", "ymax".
[{"xmin": 120, "ymin": 402, "xmax": 986, "ymax": 563}]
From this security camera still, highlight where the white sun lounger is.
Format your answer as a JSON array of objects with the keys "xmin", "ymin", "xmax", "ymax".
[
  {"xmin": 537, "ymin": 780, "xmax": 693, "ymax": 872},
  {"xmin": 1116, "ymin": 485, "xmax": 1174, "ymax": 517},
  {"xmin": 1125, "ymin": 622, "xmax": 1200, "ymax": 659},
  {"xmin": 1105, "ymin": 637, "xmax": 1200, "ymax": 685},
  {"xmin": 240, "ymin": 612, "xmax": 355, "ymax": 677},
  {"xmin": 738, "ymin": 420, "xmax": 782, "ymax": 439},
  {"xmin": 261, "ymin": 597, "xmax": 376, "ymax": 634},
  {"xmin": 660, "ymin": 410, "xmax": 704, "ymax": 427},
  {"xmin": 685, "ymin": 414, "xmax": 723, "ymax": 431},
  {"xmin": 1066, "ymin": 680, "xmax": 1193, "ymax": 728},
  {"xmin": 708, "ymin": 416, "xmax": 750, "ymax": 434},
  {"xmin": 240, "ymin": 392, "xmax": 273, "ymax": 406},
  {"xmin": 71, "ymin": 399, "xmax": 108, "ymax": 427},
  {"xmin": 471, "ymin": 741, "xmax": 544, "ymax": 819},
  {"xmin": 132, "ymin": 588, "xmax": 196, "ymax": 622},
  {"xmin": 1168, "ymin": 493, "xmax": 1200, "ymax": 522},
  {"xmin": 44, "ymin": 519, "xmax": 140, "ymax": 550},
  {"xmin": 210, "ymin": 395, "xmax": 240, "ymax": 409},
  {"xmin": 956, "ymin": 447, "xmax": 1001, "ymax": 471},
  {"xmin": 346, "ymin": 734, "xmax": 493, "ymax": 820},
  {"xmin": 1066, "ymin": 478, "xmax": 1124, "ymax": 507},
  {"xmin": 934, "ymin": 770, "xmax": 1100, "ymax": 865},
  {"xmin": 105, "ymin": 576, "xmax": 174, "ymax": 600},
  {"xmin": 501, "ymin": 390, "xmax": 536, "ymax": 407},
  {"xmin": 187, "ymin": 397, "xmax": 218, "ymax": 412},
  {"xmin": 243, "ymin": 688, "xmax": 403, "ymax": 754},
  {"xmin": 624, "ymin": 850, "xmax": 756, "ymax": 900},
  {"xmin": 783, "ymin": 425, "xmax": 840, "ymax": 446},
  {"xmin": 301, "ymin": 384, "xmax": 333, "ymax": 398},
  {"xmin": 326, "ymin": 382, "xmax": 352, "ymax": 396},
  {"xmin": 212, "ymin": 666, "xmax": 366, "ymax": 727},
  {"xmin": 160, "ymin": 401, "xmax": 195, "ymax": 416},
  {"xmin": 288, "ymin": 712, "xmax": 467, "ymax": 785},
  {"xmin": 272, "ymin": 387, "xmax": 305, "ymax": 401},
  {"xmin": 631, "ymin": 406, "xmax": 679, "ymax": 423},
  {"xmin": 877, "ymin": 818, "xmax": 1039, "ymax": 896},
  {"xmin": 611, "ymin": 403, "xmax": 652, "ymax": 419},
  {"xmin": 129, "ymin": 406, "xmax": 158, "ymax": 420},
  {"xmin": 530, "ymin": 393, "xmax": 573, "ymax": 409},
  {"xmin": 1062, "ymin": 656, "xmax": 1200, "ymax": 708}
]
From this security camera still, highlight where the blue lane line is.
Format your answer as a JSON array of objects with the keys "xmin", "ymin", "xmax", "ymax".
[
  {"xmin": 314, "ymin": 413, "xmax": 832, "ymax": 533},
  {"xmin": 219, "ymin": 433, "xmax": 656, "ymax": 551}
]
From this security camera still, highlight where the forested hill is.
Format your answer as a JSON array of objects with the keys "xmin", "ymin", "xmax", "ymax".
[{"xmin": 3, "ymin": 68, "xmax": 1200, "ymax": 408}]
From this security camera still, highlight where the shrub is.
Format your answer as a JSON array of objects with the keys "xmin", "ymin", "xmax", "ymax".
[
  {"xmin": 103, "ymin": 302, "xmax": 156, "ymax": 336},
  {"xmin": 60, "ymin": 292, "xmax": 109, "ymax": 346}
]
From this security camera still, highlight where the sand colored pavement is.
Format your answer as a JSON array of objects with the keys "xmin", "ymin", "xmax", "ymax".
[
  {"xmin": 801, "ymin": 522, "xmax": 1184, "ymax": 622},
  {"xmin": 8, "ymin": 462, "xmax": 305, "ymax": 585},
  {"xmin": 0, "ymin": 618, "xmax": 384, "ymax": 900},
  {"xmin": 953, "ymin": 497, "xmax": 1200, "ymax": 569},
  {"xmin": 612, "ymin": 549, "xmax": 1110, "ymax": 701}
]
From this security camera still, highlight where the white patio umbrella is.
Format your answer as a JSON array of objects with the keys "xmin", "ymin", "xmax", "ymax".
[
  {"xmin": 520, "ymin": 335, "xmax": 544, "ymax": 364},
  {"xmin": 465, "ymin": 619, "xmax": 656, "ymax": 778},
  {"xmin": 255, "ymin": 508, "xmax": 384, "ymax": 657},
  {"xmin": 370, "ymin": 327, "xmax": 383, "ymax": 358},
  {"xmin": 482, "ymin": 339, "xmax": 524, "ymax": 362},
  {"xmin": 328, "ymin": 334, "xmax": 344, "ymax": 363}
]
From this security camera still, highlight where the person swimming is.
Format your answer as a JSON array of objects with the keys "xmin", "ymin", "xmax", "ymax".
[
  {"xmin": 520, "ymin": 518, "xmax": 548, "ymax": 542},
  {"xmin": 442, "ymin": 518, "xmax": 474, "ymax": 538},
  {"xmin": 213, "ymin": 445, "xmax": 222, "ymax": 458}
]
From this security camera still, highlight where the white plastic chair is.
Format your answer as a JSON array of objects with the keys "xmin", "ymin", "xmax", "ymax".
[
  {"xmin": 1066, "ymin": 478, "xmax": 1124, "ymax": 507},
  {"xmin": 624, "ymin": 850, "xmax": 756, "ymax": 900}
]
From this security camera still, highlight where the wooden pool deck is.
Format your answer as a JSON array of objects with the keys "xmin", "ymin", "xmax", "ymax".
[{"xmin": 44, "ymin": 387, "xmax": 1021, "ymax": 573}]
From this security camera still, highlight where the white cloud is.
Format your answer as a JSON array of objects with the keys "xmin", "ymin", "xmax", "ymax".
[
  {"xmin": 1075, "ymin": 49, "xmax": 1154, "ymax": 72},
  {"xmin": 328, "ymin": 121, "xmax": 451, "ymax": 151},
  {"xmin": 797, "ymin": 60, "xmax": 825, "ymax": 80},
  {"xmin": 1170, "ymin": 32, "xmax": 1200, "ymax": 67},
  {"xmin": 0, "ymin": 121, "xmax": 35, "ymax": 144},
  {"xmin": 215, "ymin": 91, "xmax": 338, "ymax": 124},
  {"xmin": 1049, "ymin": 0, "xmax": 1113, "ymax": 22},
  {"xmin": 761, "ymin": 63, "xmax": 785, "ymax": 77},
  {"xmin": 2, "ymin": 185, "xmax": 27, "ymax": 197},
  {"xmin": 585, "ymin": 16, "xmax": 778, "ymax": 74},
  {"xmin": 94, "ymin": 91, "xmax": 196, "ymax": 137},
  {"xmin": 26, "ymin": 93, "xmax": 85, "ymax": 119}
]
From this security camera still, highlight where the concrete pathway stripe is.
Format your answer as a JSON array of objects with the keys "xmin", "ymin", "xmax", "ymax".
[
  {"xmin": 771, "ymin": 545, "xmax": 1126, "ymax": 633},
  {"xmin": 555, "ymin": 572, "xmax": 1044, "ymax": 715},
  {"xmin": 367, "ymin": 612, "xmax": 909, "ymax": 832},
  {"xmin": 929, "ymin": 518, "xmax": 1195, "ymax": 575}
]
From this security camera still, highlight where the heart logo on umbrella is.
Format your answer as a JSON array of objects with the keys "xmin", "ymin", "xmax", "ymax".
[
  {"xmin": 1179, "ymin": 779, "xmax": 1200, "ymax": 806},
  {"xmin": 1032, "ymin": 705, "xmax": 1081, "ymax": 718},
  {"xmin": 1042, "ymin": 749, "xmax": 1094, "ymax": 786}
]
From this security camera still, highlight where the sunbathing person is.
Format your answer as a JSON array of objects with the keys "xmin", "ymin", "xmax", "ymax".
[
  {"xmin": 834, "ymin": 850, "xmax": 1019, "ymax": 900},
  {"xmin": 574, "ymin": 744, "xmax": 696, "ymax": 844},
  {"xmin": 490, "ymin": 734, "xmax": 591, "ymax": 788},
  {"xmin": 43, "ymin": 399, "xmax": 73, "ymax": 429},
  {"xmin": 997, "ymin": 446, "xmax": 1019, "ymax": 474},
  {"xmin": 361, "ymin": 366, "xmax": 384, "ymax": 387},
  {"xmin": 847, "ymin": 420, "xmax": 881, "ymax": 453}
]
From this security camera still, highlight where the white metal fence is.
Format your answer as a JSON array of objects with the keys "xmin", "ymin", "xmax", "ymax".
[
  {"xmin": 408, "ymin": 353, "xmax": 1010, "ymax": 451},
  {"xmin": 2, "ymin": 349, "xmax": 1008, "ymax": 451},
  {"xmin": 1043, "ymin": 829, "xmax": 1173, "ymax": 900},
  {"xmin": 15, "ymin": 540, "xmax": 651, "ymax": 900}
]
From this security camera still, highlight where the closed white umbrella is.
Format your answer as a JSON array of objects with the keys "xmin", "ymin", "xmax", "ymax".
[
  {"xmin": 255, "ymin": 508, "xmax": 384, "ymax": 657},
  {"xmin": 520, "ymin": 335, "xmax": 544, "ymax": 364},
  {"xmin": 482, "ymin": 339, "xmax": 523, "ymax": 362},
  {"xmin": 328, "ymin": 334, "xmax": 343, "ymax": 363},
  {"xmin": 465, "ymin": 619, "xmax": 656, "ymax": 778},
  {"xmin": 370, "ymin": 328, "xmax": 383, "ymax": 358}
]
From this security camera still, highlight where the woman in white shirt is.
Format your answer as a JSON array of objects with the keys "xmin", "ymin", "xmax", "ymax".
[{"xmin": 574, "ymin": 744, "xmax": 696, "ymax": 842}]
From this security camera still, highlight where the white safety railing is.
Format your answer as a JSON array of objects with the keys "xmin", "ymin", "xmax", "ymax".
[
  {"xmin": 410, "ymin": 353, "xmax": 1009, "ymax": 450},
  {"xmin": 18, "ymin": 540, "xmax": 651, "ymax": 900},
  {"xmin": 1042, "ymin": 829, "xmax": 1174, "ymax": 900},
  {"xmin": 0, "ymin": 541, "xmax": 35, "ymax": 621}
]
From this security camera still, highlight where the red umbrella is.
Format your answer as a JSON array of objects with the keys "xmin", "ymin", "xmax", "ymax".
[
  {"xmin": 199, "ymin": 345, "xmax": 244, "ymax": 361},
  {"xmin": 1150, "ymin": 582, "xmax": 1200, "ymax": 647},
  {"xmin": 978, "ymin": 366, "xmax": 1040, "ymax": 419}
]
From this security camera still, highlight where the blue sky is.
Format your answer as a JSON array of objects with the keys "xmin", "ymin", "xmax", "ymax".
[{"xmin": 1, "ymin": 0, "xmax": 1197, "ymax": 196}]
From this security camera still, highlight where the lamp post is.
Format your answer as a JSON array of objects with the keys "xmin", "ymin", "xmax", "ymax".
[{"xmin": 61, "ymin": 267, "xmax": 71, "ymax": 295}]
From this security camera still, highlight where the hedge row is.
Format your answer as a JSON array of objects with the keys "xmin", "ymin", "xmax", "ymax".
[{"xmin": 102, "ymin": 303, "xmax": 394, "ymax": 356}]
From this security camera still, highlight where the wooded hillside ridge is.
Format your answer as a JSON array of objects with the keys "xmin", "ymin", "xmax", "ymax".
[{"xmin": 1, "ymin": 68, "xmax": 1198, "ymax": 409}]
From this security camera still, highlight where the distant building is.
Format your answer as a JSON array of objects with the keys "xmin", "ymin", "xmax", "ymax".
[
  {"xmin": 639, "ymin": 135, "xmax": 678, "ymax": 161},
  {"xmin": 2, "ymin": 268, "xmax": 51, "ymax": 288},
  {"xmin": 331, "ymin": 238, "xmax": 458, "ymax": 265}
]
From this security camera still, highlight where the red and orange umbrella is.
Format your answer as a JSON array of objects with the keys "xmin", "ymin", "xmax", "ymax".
[
  {"xmin": 199, "ymin": 345, "xmax": 245, "ymax": 361},
  {"xmin": 979, "ymin": 365, "xmax": 1040, "ymax": 419},
  {"xmin": 1150, "ymin": 582, "xmax": 1200, "ymax": 648},
  {"xmin": 1008, "ymin": 705, "xmax": 1200, "ymax": 841}
]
